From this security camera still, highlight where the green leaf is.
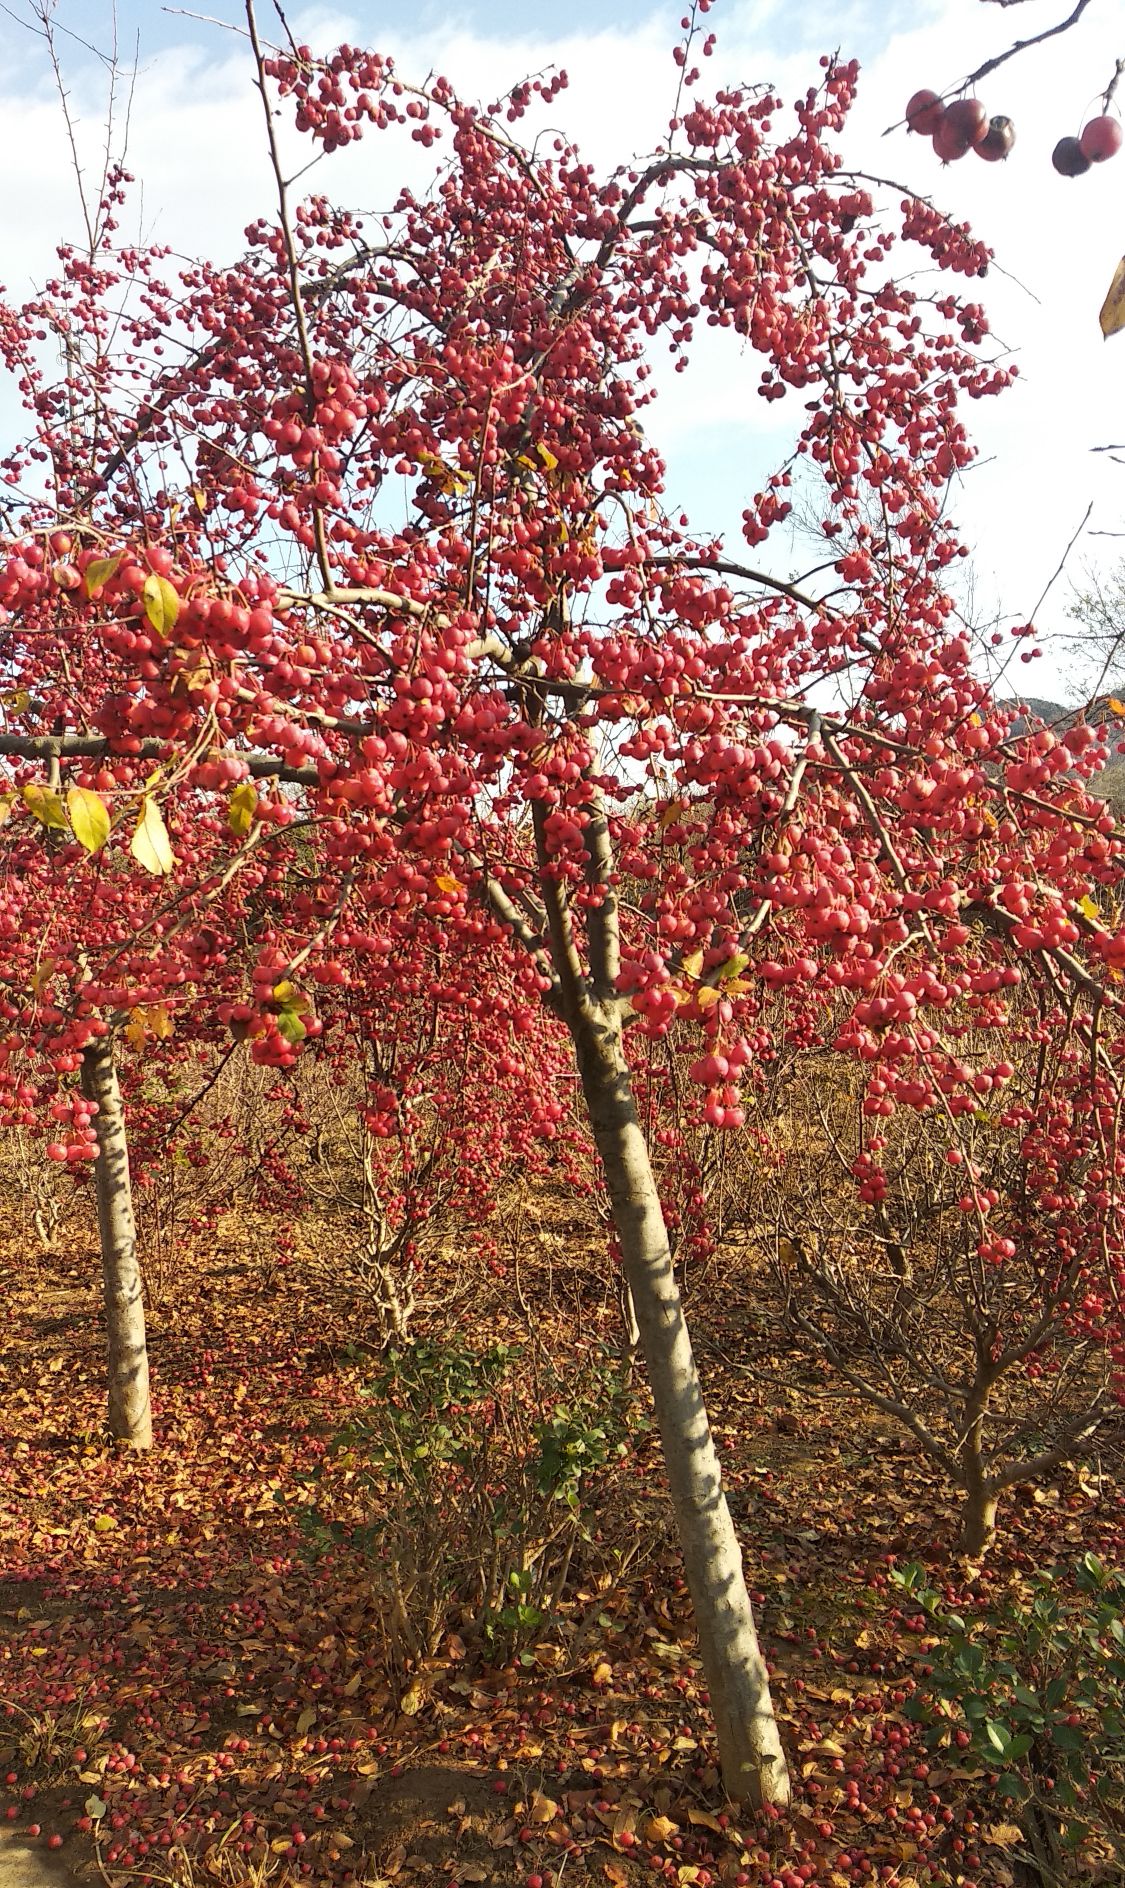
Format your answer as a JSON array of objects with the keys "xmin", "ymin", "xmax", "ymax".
[
  {"xmin": 275, "ymin": 1006, "xmax": 307, "ymax": 1046},
  {"xmin": 83, "ymin": 550, "xmax": 123, "ymax": 597},
  {"xmin": 130, "ymin": 796, "xmax": 174, "ymax": 875},
  {"xmin": 21, "ymin": 781, "xmax": 68, "ymax": 830},
  {"xmin": 985, "ymin": 1720, "xmax": 1012, "ymax": 1756},
  {"xmin": 996, "ymin": 1773, "xmax": 1029, "ymax": 1803},
  {"xmin": 142, "ymin": 571, "xmax": 180, "ymax": 637},
  {"xmin": 228, "ymin": 781, "xmax": 258, "ymax": 837},
  {"xmin": 67, "ymin": 785, "xmax": 111, "ymax": 854}
]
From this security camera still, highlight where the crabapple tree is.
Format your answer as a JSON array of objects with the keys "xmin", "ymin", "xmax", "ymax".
[
  {"xmin": 293, "ymin": 917, "xmax": 575, "ymax": 1343},
  {"xmin": 769, "ymin": 972, "xmax": 1120, "ymax": 1556},
  {"xmin": 4, "ymin": 0, "xmax": 1125, "ymax": 1804}
]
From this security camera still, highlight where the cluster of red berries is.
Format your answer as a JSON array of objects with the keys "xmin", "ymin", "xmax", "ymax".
[
  {"xmin": 906, "ymin": 90, "xmax": 1014, "ymax": 163},
  {"xmin": 907, "ymin": 85, "xmax": 1124, "ymax": 176},
  {"xmin": 1052, "ymin": 114, "xmax": 1123, "ymax": 176}
]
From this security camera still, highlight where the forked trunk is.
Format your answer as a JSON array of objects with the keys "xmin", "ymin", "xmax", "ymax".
[
  {"xmin": 81, "ymin": 1035, "xmax": 153, "ymax": 1450},
  {"xmin": 573, "ymin": 1003, "xmax": 790, "ymax": 1808}
]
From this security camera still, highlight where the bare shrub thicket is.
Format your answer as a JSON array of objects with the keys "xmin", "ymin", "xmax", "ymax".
[{"xmin": 746, "ymin": 1007, "xmax": 1119, "ymax": 1553}]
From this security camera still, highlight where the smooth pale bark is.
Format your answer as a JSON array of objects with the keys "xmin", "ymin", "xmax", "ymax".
[
  {"xmin": 573, "ymin": 1000, "xmax": 790, "ymax": 1808},
  {"xmin": 81, "ymin": 1035, "xmax": 153, "ymax": 1450}
]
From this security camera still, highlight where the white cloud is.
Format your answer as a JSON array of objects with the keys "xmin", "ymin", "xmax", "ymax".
[{"xmin": 0, "ymin": 0, "xmax": 1120, "ymax": 698}]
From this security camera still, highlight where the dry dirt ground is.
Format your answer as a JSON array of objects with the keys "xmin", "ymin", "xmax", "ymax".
[{"xmin": 1, "ymin": 1201, "xmax": 1122, "ymax": 1888}]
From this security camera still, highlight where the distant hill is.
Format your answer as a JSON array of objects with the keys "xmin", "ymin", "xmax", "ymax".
[
  {"xmin": 999, "ymin": 696, "xmax": 1125, "ymax": 816},
  {"xmin": 1002, "ymin": 695, "xmax": 1071, "ymax": 729}
]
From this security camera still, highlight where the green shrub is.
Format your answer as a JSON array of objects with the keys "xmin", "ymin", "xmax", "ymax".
[
  {"xmin": 297, "ymin": 1338, "xmax": 638, "ymax": 1670},
  {"xmin": 892, "ymin": 1555, "xmax": 1125, "ymax": 1881}
]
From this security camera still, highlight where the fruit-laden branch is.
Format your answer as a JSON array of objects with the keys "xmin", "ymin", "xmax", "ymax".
[{"xmin": 0, "ymin": 732, "xmax": 320, "ymax": 787}]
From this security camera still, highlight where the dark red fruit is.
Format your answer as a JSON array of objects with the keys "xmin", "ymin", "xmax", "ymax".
[
  {"xmin": 975, "ymin": 115, "xmax": 1015, "ymax": 162},
  {"xmin": 905, "ymin": 89, "xmax": 944, "ymax": 136},
  {"xmin": 1079, "ymin": 115, "xmax": 1123, "ymax": 163},
  {"xmin": 1052, "ymin": 136, "xmax": 1091, "ymax": 177},
  {"xmin": 944, "ymin": 98, "xmax": 989, "ymax": 148},
  {"xmin": 933, "ymin": 118, "xmax": 973, "ymax": 163}
]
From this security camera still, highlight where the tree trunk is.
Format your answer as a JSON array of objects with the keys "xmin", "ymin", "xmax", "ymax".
[
  {"xmin": 81, "ymin": 1035, "xmax": 153, "ymax": 1450},
  {"xmin": 957, "ymin": 1478, "xmax": 999, "ymax": 1556},
  {"xmin": 958, "ymin": 1400, "xmax": 997, "ymax": 1556},
  {"xmin": 572, "ymin": 1001, "xmax": 790, "ymax": 1808}
]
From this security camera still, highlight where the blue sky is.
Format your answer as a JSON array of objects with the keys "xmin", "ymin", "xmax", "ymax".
[
  {"xmin": 6, "ymin": 1, "xmax": 938, "ymax": 79},
  {"xmin": 1, "ymin": 0, "xmax": 1123, "ymax": 700}
]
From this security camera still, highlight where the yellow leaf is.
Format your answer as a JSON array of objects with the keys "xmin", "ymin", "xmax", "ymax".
[
  {"xmin": 434, "ymin": 873, "xmax": 463, "ymax": 896},
  {"xmin": 1100, "ymin": 256, "xmax": 1125, "ymax": 338},
  {"xmin": 0, "ymin": 792, "xmax": 15, "ymax": 829},
  {"xmin": 271, "ymin": 980, "xmax": 308, "ymax": 1011},
  {"xmin": 1109, "ymin": 698, "xmax": 1125, "ymax": 715},
  {"xmin": 719, "ymin": 952, "xmax": 750, "ymax": 983},
  {"xmin": 30, "ymin": 960, "xmax": 55, "ymax": 997},
  {"xmin": 417, "ymin": 451, "xmax": 472, "ymax": 495},
  {"xmin": 83, "ymin": 551, "xmax": 123, "ymax": 596},
  {"xmin": 536, "ymin": 441, "xmax": 559, "ymax": 472},
  {"xmin": 191, "ymin": 486, "xmax": 208, "ymax": 514},
  {"xmin": 982, "ymin": 1822, "xmax": 1024, "ymax": 1849},
  {"xmin": 658, "ymin": 799, "xmax": 686, "ymax": 832},
  {"xmin": 149, "ymin": 1003, "xmax": 175, "ymax": 1041},
  {"xmin": 67, "ymin": 786, "xmax": 111, "ymax": 854},
  {"xmin": 124, "ymin": 1019, "xmax": 146, "ymax": 1050},
  {"xmin": 697, "ymin": 985, "xmax": 721, "ymax": 1009},
  {"xmin": 228, "ymin": 781, "xmax": 258, "ymax": 837},
  {"xmin": 142, "ymin": 572, "xmax": 180, "ymax": 637},
  {"xmin": 529, "ymin": 1792, "xmax": 558, "ymax": 1825},
  {"xmin": 130, "ymin": 797, "xmax": 174, "ymax": 875},
  {"xmin": 688, "ymin": 1810, "xmax": 725, "ymax": 1834},
  {"xmin": 21, "ymin": 782, "xmax": 68, "ymax": 830},
  {"xmin": 1077, "ymin": 893, "xmax": 1100, "ymax": 922},
  {"xmin": 93, "ymin": 1514, "xmax": 116, "ymax": 1532},
  {"xmin": 681, "ymin": 948, "xmax": 705, "ymax": 982},
  {"xmin": 1, "ymin": 687, "xmax": 30, "ymax": 712}
]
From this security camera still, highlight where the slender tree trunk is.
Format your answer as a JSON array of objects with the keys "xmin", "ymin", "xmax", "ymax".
[
  {"xmin": 81, "ymin": 1034, "xmax": 153, "ymax": 1450},
  {"xmin": 957, "ymin": 1400, "xmax": 997, "ymax": 1556},
  {"xmin": 572, "ymin": 1001, "xmax": 790, "ymax": 1808}
]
